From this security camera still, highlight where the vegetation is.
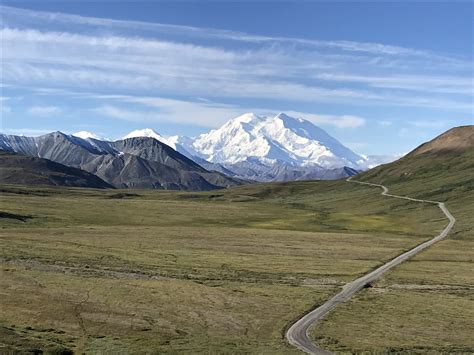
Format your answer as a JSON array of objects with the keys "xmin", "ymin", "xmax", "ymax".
[
  {"xmin": 0, "ymin": 178, "xmax": 445, "ymax": 353},
  {"xmin": 310, "ymin": 129, "xmax": 474, "ymax": 353},
  {"xmin": 3, "ymin": 126, "xmax": 472, "ymax": 353}
]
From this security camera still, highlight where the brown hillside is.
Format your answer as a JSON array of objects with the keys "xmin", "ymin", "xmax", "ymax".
[{"xmin": 410, "ymin": 125, "xmax": 474, "ymax": 157}]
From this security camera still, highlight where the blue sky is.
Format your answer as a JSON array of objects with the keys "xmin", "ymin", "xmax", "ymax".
[{"xmin": 1, "ymin": 1, "xmax": 473, "ymax": 155}]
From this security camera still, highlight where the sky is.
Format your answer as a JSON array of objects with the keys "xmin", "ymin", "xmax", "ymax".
[{"xmin": 1, "ymin": 1, "xmax": 473, "ymax": 155}]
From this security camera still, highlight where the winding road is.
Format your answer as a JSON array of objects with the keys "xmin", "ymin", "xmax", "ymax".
[{"xmin": 286, "ymin": 177, "xmax": 456, "ymax": 354}]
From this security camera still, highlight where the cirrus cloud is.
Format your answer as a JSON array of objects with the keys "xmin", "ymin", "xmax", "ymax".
[{"xmin": 27, "ymin": 105, "xmax": 62, "ymax": 116}]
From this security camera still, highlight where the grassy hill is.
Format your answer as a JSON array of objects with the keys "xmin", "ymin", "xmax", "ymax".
[
  {"xmin": 359, "ymin": 125, "xmax": 473, "ymax": 245},
  {"xmin": 310, "ymin": 125, "xmax": 474, "ymax": 352},
  {"xmin": 360, "ymin": 125, "xmax": 474, "ymax": 199}
]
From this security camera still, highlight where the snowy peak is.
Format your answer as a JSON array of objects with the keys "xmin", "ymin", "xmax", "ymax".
[
  {"xmin": 69, "ymin": 114, "xmax": 366, "ymax": 170},
  {"xmin": 212, "ymin": 113, "xmax": 262, "ymax": 140},
  {"xmin": 73, "ymin": 131, "xmax": 102, "ymax": 140},
  {"xmin": 123, "ymin": 128, "xmax": 162, "ymax": 140},
  {"xmin": 189, "ymin": 112, "xmax": 364, "ymax": 168},
  {"xmin": 123, "ymin": 128, "xmax": 176, "ymax": 149},
  {"xmin": 190, "ymin": 113, "xmax": 271, "ymax": 164},
  {"xmin": 275, "ymin": 112, "xmax": 303, "ymax": 124},
  {"xmin": 230, "ymin": 112, "xmax": 262, "ymax": 124}
]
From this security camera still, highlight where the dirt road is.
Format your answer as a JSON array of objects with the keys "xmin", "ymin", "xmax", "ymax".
[{"xmin": 286, "ymin": 177, "xmax": 456, "ymax": 354}]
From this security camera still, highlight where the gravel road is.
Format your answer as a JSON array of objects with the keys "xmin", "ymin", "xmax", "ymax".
[{"xmin": 286, "ymin": 177, "xmax": 456, "ymax": 354}]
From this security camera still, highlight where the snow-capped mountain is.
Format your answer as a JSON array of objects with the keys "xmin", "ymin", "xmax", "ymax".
[
  {"xmin": 73, "ymin": 131, "xmax": 103, "ymax": 140},
  {"xmin": 123, "ymin": 128, "xmax": 177, "ymax": 150},
  {"xmin": 117, "ymin": 112, "xmax": 402, "ymax": 181},
  {"xmin": 1, "ymin": 112, "xmax": 401, "ymax": 185},
  {"xmin": 122, "ymin": 128, "xmax": 199, "ymax": 159},
  {"xmin": 186, "ymin": 112, "xmax": 364, "ymax": 169},
  {"xmin": 0, "ymin": 131, "xmax": 241, "ymax": 190}
]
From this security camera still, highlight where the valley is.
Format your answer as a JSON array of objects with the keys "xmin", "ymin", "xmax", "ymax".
[
  {"xmin": 2, "ymin": 2, "xmax": 472, "ymax": 353},
  {"xmin": 1, "ymin": 126, "xmax": 472, "ymax": 353},
  {"xmin": 0, "ymin": 179, "xmax": 440, "ymax": 353},
  {"xmin": 0, "ymin": 177, "xmax": 463, "ymax": 353}
]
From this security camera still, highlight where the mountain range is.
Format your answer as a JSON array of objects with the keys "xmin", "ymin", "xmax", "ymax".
[
  {"xmin": 0, "ymin": 112, "xmax": 399, "ymax": 190},
  {"xmin": 120, "ymin": 113, "xmax": 398, "ymax": 181},
  {"xmin": 0, "ymin": 131, "xmax": 242, "ymax": 190}
]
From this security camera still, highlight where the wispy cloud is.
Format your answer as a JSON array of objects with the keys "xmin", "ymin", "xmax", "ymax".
[
  {"xmin": 2, "ymin": 128, "xmax": 54, "ymax": 136},
  {"xmin": 27, "ymin": 105, "xmax": 62, "ymax": 116},
  {"xmin": 91, "ymin": 94, "xmax": 367, "ymax": 129},
  {"xmin": 1, "ymin": 105, "xmax": 12, "ymax": 115},
  {"xmin": 345, "ymin": 141, "xmax": 370, "ymax": 150},
  {"xmin": 1, "ymin": 3, "xmax": 473, "ymax": 143},
  {"xmin": 1, "ymin": 5, "xmax": 472, "ymax": 113},
  {"xmin": 378, "ymin": 120, "xmax": 393, "ymax": 127},
  {"xmin": 407, "ymin": 119, "xmax": 453, "ymax": 129},
  {"xmin": 0, "ymin": 96, "xmax": 12, "ymax": 113},
  {"xmin": 316, "ymin": 73, "xmax": 473, "ymax": 95},
  {"xmin": 94, "ymin": 99, "xmax": 245, "ymax": 128},
  {"xmin": 2, "ymin": 4, "xmax": 468, "ymax": 64},
  {"xmin": 284, "ymin": 111, "xmax": 366, "ymax": 128}
]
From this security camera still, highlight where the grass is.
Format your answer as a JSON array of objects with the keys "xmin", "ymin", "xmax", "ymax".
[
  {"xmin": 0, "ymin": 179, "xmax": 446, "ymax": 353},
  {"xmin": 311, "ymin": 287, "xmax": 473, "ymax": 353},
  {"xmin": 310, "ymin": 146, "xmax": 474, "ymax": 353},
  {"xmin": 1, "ymin": 263, "xmax": 330, "ymax": 353},
  {"xmin": 311, "ymin": 231, "xmax": 474, "ymax": 353}
]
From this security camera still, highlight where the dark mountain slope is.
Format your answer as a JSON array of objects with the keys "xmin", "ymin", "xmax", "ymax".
[
  {"xmin": 85, "ymin": 152, "xmax": 220, "ymax": 190},
  {"xmin": 0, "ymin": 151, "xmax": 113, "ymax": 188},
  {"xmin": 0, "ymin": 133, "xmax": 243, "ymax": 191},
  {"xmin": 111, "ymin": 137, "xmax": 207, "ymax": 172}
]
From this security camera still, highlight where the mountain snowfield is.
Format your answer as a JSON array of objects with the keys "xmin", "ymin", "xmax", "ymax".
[
  {"xmin": 187, "ymin": 113, "xmax": 363, "ymax": 168},
  {"xmin": 72, "ymin": 131, "xmax": 103, "ymax": 140},
  {"xmin": 119, "ymin": 113, "xmax": 395, "ymax": 171},
  {"xmin": 0, "ymin": 112, "xmax": 400, "ymax": 184},
  {"xmin": 123, "ymin": 128, "xmax": 177, "ymax": 150},
  {"xmin": 122, "ymin": 128, "xmax": 200, "ymax": 159}
]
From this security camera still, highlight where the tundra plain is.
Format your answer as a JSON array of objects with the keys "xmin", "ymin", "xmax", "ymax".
[{"xmin": 0, "ymin": 179, "xmax": 454, "ymax": 353}]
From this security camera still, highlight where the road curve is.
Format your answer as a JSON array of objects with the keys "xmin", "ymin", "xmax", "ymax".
[{"xmin": 286, "ymin": 177, "xmax": 456, "ymax": 354}]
